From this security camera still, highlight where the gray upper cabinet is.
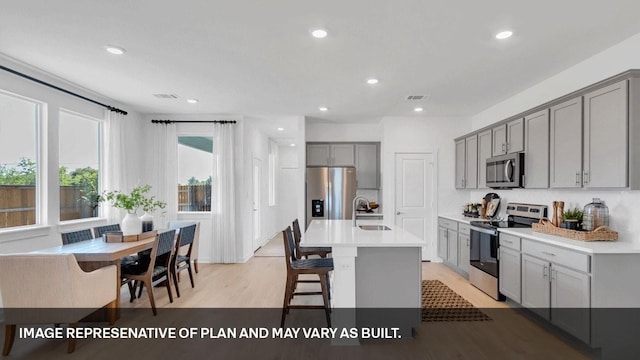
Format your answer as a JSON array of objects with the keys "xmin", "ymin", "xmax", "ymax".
[
  {"xmin": 524, "ymin": 109, "xmax": 550, "ymax": 188},
  {"xmin": 355, "ymin": 144, "xmax": 379, "ymax": 189},
  {"xmin": 550, "ymin": 97, "xmax": 583, "ymax": 188},
  {"xmin": 492, "ymin": 124, "xmax": 507, "ymax": 156},
  {"xmin": 477, "ymin": 129, "xmax": 492, "ymax": 188},
  {"xmin": 330, "ymin": 144, "xmax": 355, "ymax": 166},
  {"xmin": 455, "ymin": 139, "xmax": 466, "ymax": 189},
  {"xmin": 307, "ymin": 144, "xmax": 331, "ymax": 166},
  {"xmin": 465, "ymin": 135, "xmax": 478, "ymax": 189},
  {"xmin": 492, "ymin": 118, "xmax": 524, "ymax": 156},
  {"xmin": 583, "ymin": 80, "xmax": 628, "ymax": 188}
]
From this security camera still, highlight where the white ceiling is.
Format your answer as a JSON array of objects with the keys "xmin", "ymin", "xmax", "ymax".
[{"xmin": 2, "ymin": 1, "xmax": 640, "ymax": 123}]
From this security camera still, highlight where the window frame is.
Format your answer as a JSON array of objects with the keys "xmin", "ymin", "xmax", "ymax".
[
  {"xmin": 176, "ymin": 131, "xmax": 214, "ymax": 214},
  {"xmin": 57, "ymin": 109, "xmax": 104, "ymax": 224},
  {"xmin": 0, "ymin": 89, "xmax": 45, "ymax": 231}
]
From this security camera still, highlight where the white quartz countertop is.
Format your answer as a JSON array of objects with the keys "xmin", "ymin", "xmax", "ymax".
[
  {"xmin": 438, "ymin": 213, "xmax": 490, "ymax": 225},
  {"xmin": 302, "ymin": 219, "xmax": 423, "ymax": 247},
  {"xmin": 355, "ymin": 212, "xmax": 384, "ymax": 218},
  {"xmin": 498, "ymin": 227, "xmax": 640, "ymax": 254}
]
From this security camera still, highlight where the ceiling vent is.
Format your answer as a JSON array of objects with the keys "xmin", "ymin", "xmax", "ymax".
[
  {"xmin": 153, "ymin": 94, "xmax": 179, "ymax": 99},
  {"xmin": 406, "ymin": 95, "xmax": 428, "ymax": 100}
]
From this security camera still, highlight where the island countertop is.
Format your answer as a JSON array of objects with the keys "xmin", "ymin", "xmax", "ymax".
[{"xmin": 302, "ymin": 219, "xmax": 424, "ymax": 247}]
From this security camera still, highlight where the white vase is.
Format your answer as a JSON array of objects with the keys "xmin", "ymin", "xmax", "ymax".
[
  {"xmin": 140, "ymin": 212, "xmax": 154, "ymax": 232},
  {"xmin": 122, "ymin": 212, "xmax": 142, "ymax": 235}
]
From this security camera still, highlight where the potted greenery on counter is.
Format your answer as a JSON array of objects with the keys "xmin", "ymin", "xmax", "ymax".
[{"xmin": 562, "ymin": 208, "xmax": 583, "ymax": 230}]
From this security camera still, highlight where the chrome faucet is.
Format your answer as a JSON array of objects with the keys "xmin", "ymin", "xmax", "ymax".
[{"xmin": 352, "ymin": 196, "xmax": 370, "ymax": 227}]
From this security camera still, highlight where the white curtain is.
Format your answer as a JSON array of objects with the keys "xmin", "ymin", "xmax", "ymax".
[
  {"xmin": 151, "ymin": 122, "xmax": 178, "ymax": 228},
  {"xmin": 103, "ymin": 110, "xmax": 127, "ymax": 223},
  {"xmin": 212, "ymin": 123, "xmax": 237, "ymax": 263}
]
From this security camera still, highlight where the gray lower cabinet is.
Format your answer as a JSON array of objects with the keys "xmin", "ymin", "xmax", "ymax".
[
  {"xmin": 521, "ymin": 245, "xmax": 591, "ymax": 344},
  {"xmin": 457, "ymin": 233, "xmax": 470, "ymax": 274},
  {"xmin": 437, "ymin": 226, "xmax": 447, "ymax": 260},
  {"xmin": 438, "ymin": 217, "xmax": 470, "ymax": 277},
  {"xmin": 446, "ymin": 229, "xmax": 458, "ymax": 266},
  {"xmin": 498, "ymin": 246, "xmax": 521, "ymax": 303}
]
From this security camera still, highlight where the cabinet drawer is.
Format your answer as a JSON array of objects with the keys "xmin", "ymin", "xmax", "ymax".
[
  {"xmin": 458, "ymin": 223, "xmax": 470, "ymax": 236},
  {"xmin": 522, "ymin": 239, "xmax": 590, "ymax": 273},
  {"xmin": 499, "ymin": 233, "xmax": 520, "ymax": 251},
  {"xmin": 438, "ymin": 218, "xmax": 458, "ymax": 231}
]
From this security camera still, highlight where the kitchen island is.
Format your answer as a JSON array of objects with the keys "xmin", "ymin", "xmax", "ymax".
[{"xmin": 302, "ymin": 219, "xmax": 424, "ymax": 340}]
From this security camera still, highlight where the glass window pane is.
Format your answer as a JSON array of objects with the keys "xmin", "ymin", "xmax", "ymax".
[
  {"xmin": 0, "ymin": 92, "xmax": 39, "ymax": 229},
  {"xmin": 59, "ymin": 111, "xmax": 100, "ymax": 221},
  {"xmin": 178, "ymin": 136, "xmax": 212, "ymax": 212}
]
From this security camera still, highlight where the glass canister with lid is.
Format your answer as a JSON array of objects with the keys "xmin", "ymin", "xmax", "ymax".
[{"xmin": 582, "ymin": 198, "xmax": 609, "ymax": 231}]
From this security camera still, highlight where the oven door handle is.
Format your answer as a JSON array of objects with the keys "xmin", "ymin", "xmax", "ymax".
[{"xmin": 470, "ymin": 226, "xmax": 498, "ymax": 236}]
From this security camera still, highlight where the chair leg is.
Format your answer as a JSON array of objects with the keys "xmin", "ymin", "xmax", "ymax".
[
  {"xmin": 127, "ymin": 281, "xmax": 136, "ymax": 302},
  {"xmin": 187, "ymin": 263, "xmax": 195, "ymax": 288},
  {"xmin": 165, "ymin": 276, "xmax": 174, "ymax": 303},
  {"xmin": 67, "ymin": 323, "xmax": 78, "ymax": 353},
  {"xmin": 281, "ymin": 274, "xmax": 293, "ymax": 328},
  {"xmin": 172, "ymin": 269, "xmax": 181, "ymax": 298},
  {"xmin": 319, "ymin": 275, "xmax": 331, "ymax": 327},
  {"xmin": 3, "ymin": 324, "xmax": 16, "ymax": 356},
  {"xmin": 137, "ymin": 280, "xmax": 144, "ymax": 299},
  {"xmin": 194, "ymin": 260, "xmax": 199, "ymax": 274},
  {"xmin": 145, "ymin": 280, "xmax": 157, "ymax": 316}
]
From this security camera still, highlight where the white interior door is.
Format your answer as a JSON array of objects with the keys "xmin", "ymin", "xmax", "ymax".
[
  {"xmin": 252, "ymin": 158, "xmax": 262, "ymax": 251},
  {"xmin": 395, "ymin": 153, "xmax": 435, "ymax": 261}
]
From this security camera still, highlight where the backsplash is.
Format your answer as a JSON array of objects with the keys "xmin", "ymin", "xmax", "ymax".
[{"xmin": 469, "ymin": 189, "xmax": 640, "ymax": 244}]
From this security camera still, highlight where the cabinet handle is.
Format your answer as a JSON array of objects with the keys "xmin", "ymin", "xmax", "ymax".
[
  {"xmin": 506, "ymin": 142, "xmax": 510, "ymax": 152},
  {"xmin": 541, "ymin": 251, "xmax": 556, "ymax": 257},
  {"xmin": 444, "ymin": 231, "xmax": 448, "ymax": 240},
  {"xmin": 502, "ymin": 239, "xmax": 512, "ymax": 244},
  {"xmin": 502, "ymin": 143, "xmax": 506, "ymax": 153},
  {"xmin": 543, "ymin": 265, "xmax": 548, "ymax": 279},
  {"xmin": 584, "ymin": 171, "xmax": 589, "ymax": 185},
  {"xmin": 575, "ymin": 171, "xmax": 581, "ymax": 186},
  {"xmin": 466, "ymin": 239, "xmax": 469, "ymax": 248},
  {"xmin": 497, "ymin": 248, "xmax": 500, "ymax": 260},
  {"xmin": 551, "ymin": 269, "xmax": 556, "ymax": 281}
]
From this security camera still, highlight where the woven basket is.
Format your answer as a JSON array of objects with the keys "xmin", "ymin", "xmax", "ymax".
[{"xmin": 531, "ymin": 219, "xmax": 617, "ymax": 241}]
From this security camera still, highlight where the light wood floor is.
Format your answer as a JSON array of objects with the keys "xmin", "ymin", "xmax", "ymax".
[{"xmin": 1, "ymin": 258, "xmax": 595, "ymax": 359}]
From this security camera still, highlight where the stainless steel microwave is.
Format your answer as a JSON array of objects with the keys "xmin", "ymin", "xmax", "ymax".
[{"xmin": 486, "ymin": 152, "xmax": 525, "ymax": 189}]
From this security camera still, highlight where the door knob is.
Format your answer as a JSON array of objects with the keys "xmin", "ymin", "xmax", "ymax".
[{"xmin": 396, "ymin": 212, "xmax": 403, "ymax": 215}]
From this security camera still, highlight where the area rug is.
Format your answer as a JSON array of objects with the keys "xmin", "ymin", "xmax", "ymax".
[
  {"xmin": 422, "ymin": 280, "xmax": 492, "ymax": 322},
  {"xmin": 254, "ymin": 232, "xmax": 285, "ymax": 257}
]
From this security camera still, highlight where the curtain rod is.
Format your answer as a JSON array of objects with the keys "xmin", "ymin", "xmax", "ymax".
[
  {"xmin": 151, "ymin": 119, "xmax": 237, "ymax": 124},
  {"xmin": 0, "ymin": 64, "xmax": 128, "ymax": 115}
]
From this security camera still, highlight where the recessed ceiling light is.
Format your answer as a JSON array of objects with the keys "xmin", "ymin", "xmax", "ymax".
[
  {"xmin": 414, "ymin": 107, "xmax": 424, "ymax": 112},
  {"xmin": 104, "ymin": 45, "xmax": 126, "ymax": 55},
  {"xmin": 277, "ymin": 127, "xmax": 284, "ymax": 131},
  {"xmin": 290, "ymin": 143, "xmax": 296, "ymax": 147},
  {"xmin": 367, "ymin": 78, "xmax": 379, "ymax": 85},
  {"xmin": 311, "ymin": 29, "xmax": 328, "ymax": 38},
  {"xmin": 495, "ymin": 31, "xmax": 513, "ymax": 40},
  {"xmin": 318, "ymin": 106, "xmax": 329, "ymax": 112},
  {"xmin": 186, "ymin": 99, "xmax": 198, "ymax": 104}
]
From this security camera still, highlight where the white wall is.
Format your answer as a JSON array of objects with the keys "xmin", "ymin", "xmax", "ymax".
[
  {"xmin": 305, "ymin": 121, "xmax": 383, "ymax": 142},
  {"xmin": 472, "ymin": 32, "xmax": 640, "ymax": 130},
  {"xmin": 464, "ymin": 31, "xmax": 640, "ymax": 245}
]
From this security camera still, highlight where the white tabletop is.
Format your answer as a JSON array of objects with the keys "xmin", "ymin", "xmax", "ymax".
[{"xmin": 301, "ymin": 219, "xmax": 424, "ymax": 247}]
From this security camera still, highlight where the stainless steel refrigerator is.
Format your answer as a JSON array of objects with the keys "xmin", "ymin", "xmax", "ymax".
[{"xmin": 306, "ymin": 167, "xmax": 357, "ymax": 227}]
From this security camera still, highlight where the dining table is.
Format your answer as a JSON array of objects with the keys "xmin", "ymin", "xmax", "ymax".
[{"xmin": 32, "ymin": 235, "xmax": 156, "ymax": 323}]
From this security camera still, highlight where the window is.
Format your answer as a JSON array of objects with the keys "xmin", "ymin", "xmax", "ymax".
[
  {"xmin": 59, "ymin": 110, "xmax": 101, "ymax": 221},
  {"xmin": 0, "ymin": 91, "xmax": 40, "ymax": 229},
  {"xmin": 177, "ymin": 136, "xmax": 212, "ymax": 212}
]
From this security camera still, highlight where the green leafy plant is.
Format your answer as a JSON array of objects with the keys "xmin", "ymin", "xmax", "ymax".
[
  {"xmin": 563, "ymin": 208, "xmax": 583, "ymax": 222},
  {"xmin": 101, "ymin": 184, "xmax": 166, "ymax": 214}
]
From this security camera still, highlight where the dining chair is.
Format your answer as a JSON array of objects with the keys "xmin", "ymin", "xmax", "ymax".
[
  {"xmin": 60, "ymin": 229, "xmax": 94, "ymax": 245},
  {"xmin": 169, "ymin": 221, "xmax": 200, "ymax": 273},
  {"xmin": 281, "ymin": 226, "xmax": 333, "ymax": 328},
  {"xmin": 0, "ymin": 253, "xmax": 117, "ymax": 355},
  {"xmin": 120, "ymin": 234, "xmax": 162, "ymax": 315},
  {"xmin": 292, "ymin": 218, "xmax": 331, "ymax": 259},
  {"xmin": 171, "ymin": 224, "xmax": 197, "ymax": 298},
  {"xmin": 93, "ymin": 224, "xmax": 122, "ymax": 238},
  {"xmin": 133, "ymin": 229, "xmax": 176, "ymax": 304}
]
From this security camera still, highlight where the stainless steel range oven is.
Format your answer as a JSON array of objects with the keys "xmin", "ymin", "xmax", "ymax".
[{"xmin": 469, "ymin": 203, "xmax": 547, "ymax": 300}]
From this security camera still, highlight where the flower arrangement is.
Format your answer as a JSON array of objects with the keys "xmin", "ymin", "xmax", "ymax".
[{"xmin": 101, "ymin": 184, "xmax": 166, "ymax": 214}]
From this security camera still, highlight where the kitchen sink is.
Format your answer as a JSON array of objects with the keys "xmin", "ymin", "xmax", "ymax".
[{"xmin": 358, "ymin": 225, "xmax": 391, "ymax": 230}]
